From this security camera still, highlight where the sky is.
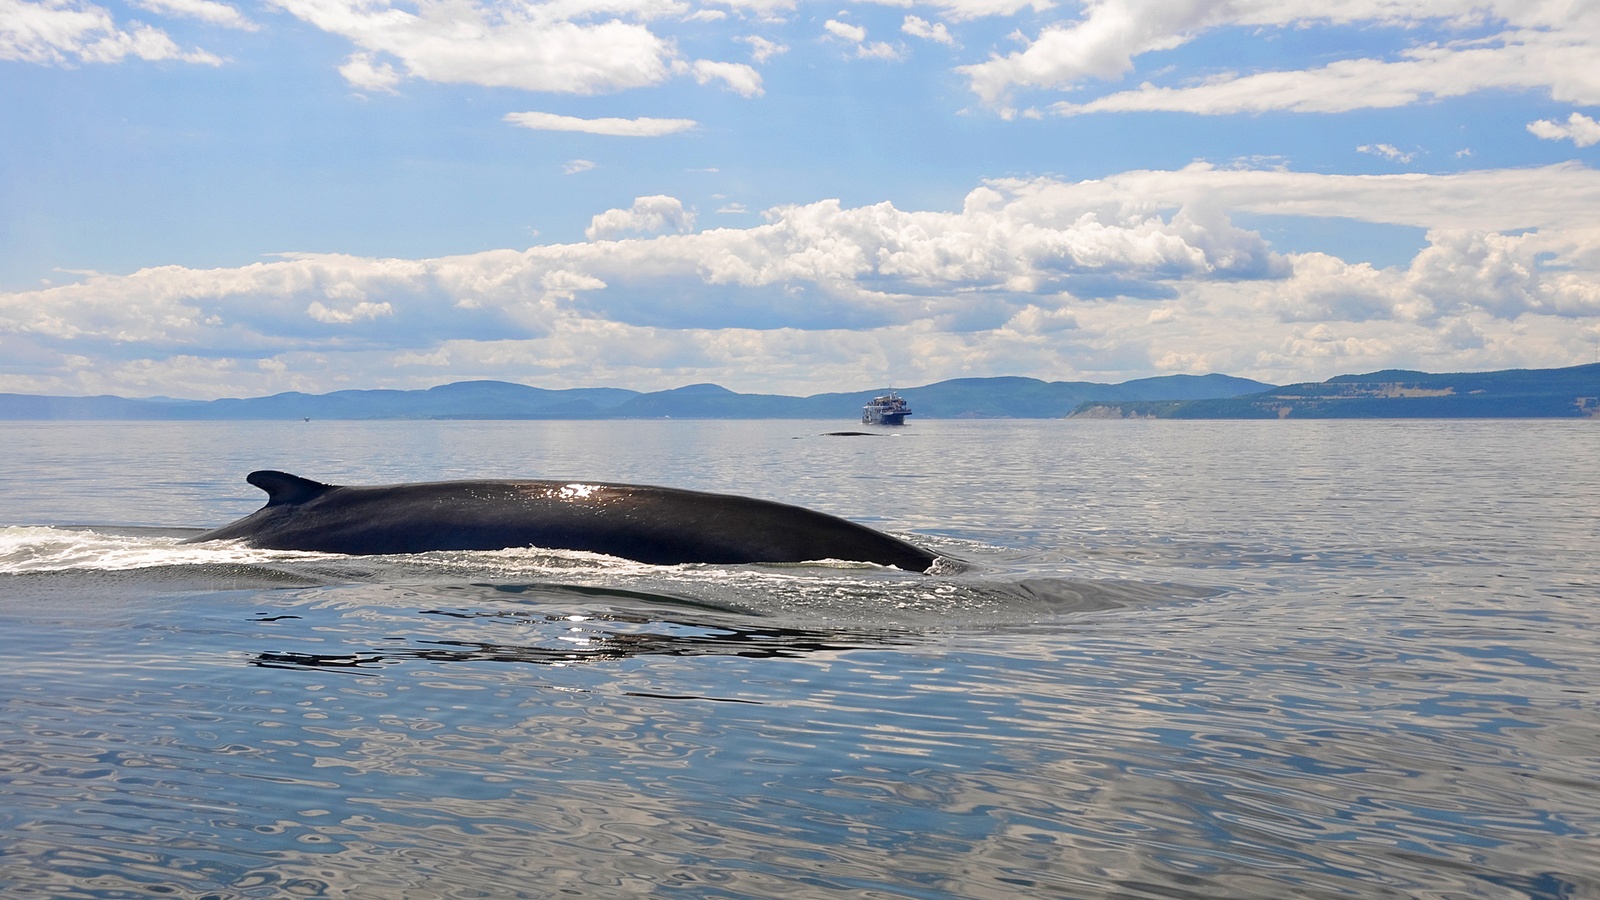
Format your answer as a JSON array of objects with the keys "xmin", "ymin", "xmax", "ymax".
[{"xmin": 2, "ymin": 0, "xmax": 1599, "ymax": 399}]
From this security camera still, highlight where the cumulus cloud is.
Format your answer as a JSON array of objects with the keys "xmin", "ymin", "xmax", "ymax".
[
  {"xmin": 585, "ymin": 196, "xmax": 696, "ymax": 240},
  {"xmin": 740, "ymin": 34, "xmax": 786, "ymax": 63},
  {"xmin": 503, "ymin": 111, "xmax": 697, "ymax": 137},
  {"xmin": 1, "ymin": 172, "xmax": 1295, "ymax": 362},
  {"xmin": 1403, "ymin": 229, "xmax": 1600, "ymax": 319},
  {"xmin": 1528, "ymin": 112, "xmax": 1600, "ymax": 148},
  {"xmin": 338, "ymin": 51, "xmax": 401, "ymax": 93},
  {"xmin": 959, "ymin": 0, "xmax": 1229, "ymax": 105},
  {"xmin": 270, "ymin": 0, "xmax": 753, "ymax": 96},
  {"xmin": 824, "ymin": 17, "xmax": 902, "ymax": 60},
  {"xmin": 307, "ymin": 299, "xmax": 394, "ymax": 324},
  {"xmin": 0, "ymin": 0, "xmax": 222, "ymax": 64},
  {"xmin": 5, "ymin": 163, "xmax": 1600, "ymax": 397},
  {"xmin": 963, "ymin": 0, "xmax": 1600, "ymax": 112},
  {"xmin": 903, "ymin": 16, "xmax": 955, "ymax": 45},
  {"xmin": 823, "ymin": 19, "xmax": 866, "ymax": 44},
  {"xmin": 685, "ymin": 59, "xmax": 763, "ymax": 96}
]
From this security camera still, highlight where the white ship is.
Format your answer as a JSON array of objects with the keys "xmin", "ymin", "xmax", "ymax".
[{"xmin": 861, "ymin": 392, "xmax": 912, "ymax": 426}]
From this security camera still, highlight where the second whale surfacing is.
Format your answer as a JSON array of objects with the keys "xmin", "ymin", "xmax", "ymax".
[{"xmin": 185, "ymin": 470, "xmax": 941, "ymax": 572}]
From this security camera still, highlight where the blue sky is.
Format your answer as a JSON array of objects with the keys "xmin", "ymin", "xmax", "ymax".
[{"xmin": 2, "ymin": 0, "xmax": 1598, "ymax": 398}]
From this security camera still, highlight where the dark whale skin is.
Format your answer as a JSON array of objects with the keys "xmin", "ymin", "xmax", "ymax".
[{"xmin": 184, "ymin": 470, "xmax": 939, "ymax": 572}]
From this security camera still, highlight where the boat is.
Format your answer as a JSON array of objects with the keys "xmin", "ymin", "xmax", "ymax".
[{"xmin": 861, "ymin": 392, "xmax": 912, "ymax": 426}]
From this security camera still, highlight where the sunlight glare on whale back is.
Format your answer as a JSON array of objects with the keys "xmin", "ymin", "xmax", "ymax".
[{"xmin": 555, "ymin": 483, "xmax": 601, "ymax": 500}]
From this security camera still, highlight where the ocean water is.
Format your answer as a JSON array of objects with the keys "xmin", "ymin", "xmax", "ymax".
[{"xmin": 0, "ymin": 418, "xmax": 1596, "ymax": 899}]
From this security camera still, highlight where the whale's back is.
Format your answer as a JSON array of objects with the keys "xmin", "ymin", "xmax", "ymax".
[{"xmin": 185, "ymin": 471, "xmax": 938, "ymax": 572}]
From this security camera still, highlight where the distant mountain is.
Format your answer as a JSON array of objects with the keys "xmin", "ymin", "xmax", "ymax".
[
  {"xmin": 0, "ymin": 373, "xmax": 1272, "ymax": 421},
  {"xmin": 886, "ymin": 374, "xmax": 1272, "ymax": 418},
  {"xmin": 604, "ymin": 373, "xmax": 1273, "ymax": 420},
  {"xmin": 8, "ymin": 365, "xmax": 1591, "ymax": 420},
  {"xmin": 0, "ymin": 381, "xmax": 647, "ymax": 421},
  {"xmin": 1067, "ymin": 364, "xmax": 1600, "ymax": 419}
]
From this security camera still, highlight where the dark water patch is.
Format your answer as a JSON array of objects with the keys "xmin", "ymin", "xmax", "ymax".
[
  {"xmin": 254, "ymin": 649, "xmax": 388, "ymax": 671},
  {"xmin": 252, "ymin": 608, "xmax": 916, "ymax": 674},
  {"xmin": 620, "ymin": 690, "xmax": 761, "ymax": 704},
  {"xmin": 238, "ymin": 580, "xmax": 924, "ymax": 678}
]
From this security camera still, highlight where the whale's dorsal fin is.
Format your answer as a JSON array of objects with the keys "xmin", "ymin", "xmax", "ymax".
[{"xmin": 247, "ymin": 470, "xmax": 335, "ymax": 507}]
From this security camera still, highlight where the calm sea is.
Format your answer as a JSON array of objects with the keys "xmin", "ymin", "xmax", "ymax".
[{"xmin": 1, "ymin": 419, "xmax": 1596, "ymax": 899}]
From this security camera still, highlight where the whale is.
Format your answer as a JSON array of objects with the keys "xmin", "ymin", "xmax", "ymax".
[{"xmin": 184, "ymin": 470, "xmax": 940, "ymax": 572}]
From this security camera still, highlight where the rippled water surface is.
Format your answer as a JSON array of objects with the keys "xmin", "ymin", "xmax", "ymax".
[{"xmin": 1, "ymin": 419, "xmax": 1597, "ymax": 898}]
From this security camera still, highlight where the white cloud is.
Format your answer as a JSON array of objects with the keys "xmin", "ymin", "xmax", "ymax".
[
  {"xmin": 307, "ymin": 300, "xmax": 394, "ymax": 324},
  {"xmin": 338, "ymin": 51, "xmax": 400, "ymax": 93},
  {"xmin": 1051, "ymin": 37, "xmax": 1600, "ymax": 115},
  {"xmin": 740, "ymin": 34, "xmax": 786, "ymax": 63},
  {"xmin": 963, "ymin": 0, "xmax": 1600, "ymax": 112},
  {"xmin": 270, "ymin": 0, "xmax": 753, "ymax": 96},
  {"xmin": 707, "ymin": 0, "xmax": 1043, "ymax": 29},
  {"xmin": 1357, "ymin": 143, "xmax": 1417, "ymax": 163},
  {"xmin": 1528, "ymin": 112, "xmax": 1600, "ymax": 148},
  {"xmin": 132, "ymin": 0, "xmax": 255, "ymax": 30},
  {"xmin": 585, "ymin": 196, "xmax": 696, "ymax": 240},
  {"xmin": 823, "ymin": 19, "xmax": 866, "ymax": 44},
  {"xmin": 1072, "ymin": 161, "xmax": 1600, "ymax": 232},
  {"xmin": 874, "ymin": 0, "xmax": 1052, "ymax": 21},
  {"xmin": 857, "ymin": 40, "xmax": 902, "ymax": 60},
  {"xmin": 685, "ymin": 58, "xmax": 763, "ymax": 96},
  {"xmin": 0, "ymin": 0, "xmax": 222, "ymax": 65},
  {"xmin": 959, "ymin": 0, "xmax": 1218, "ymax": 105},
  {"xmin": 903, "ymin": 15, "xmax": 955, "ymax": 45},
  {"xmin": 823, "ymin": 16, "xmax": 902, "ymax": 60},
  {"xmin": 503, "ymin": 111, "xmax": 697, "ymax": 137},
  {"xmin": 563, "ymin": 159, "xmax": 597, "ymax": 174},
  {"xmin": 5, "ymin": 163, "xmax": 1600, "ymax": 397}
]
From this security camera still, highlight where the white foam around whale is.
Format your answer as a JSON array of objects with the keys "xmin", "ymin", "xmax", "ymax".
[{"xmin": 0, "ymin": 526, "xmax": 324, "ymax": 574}]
